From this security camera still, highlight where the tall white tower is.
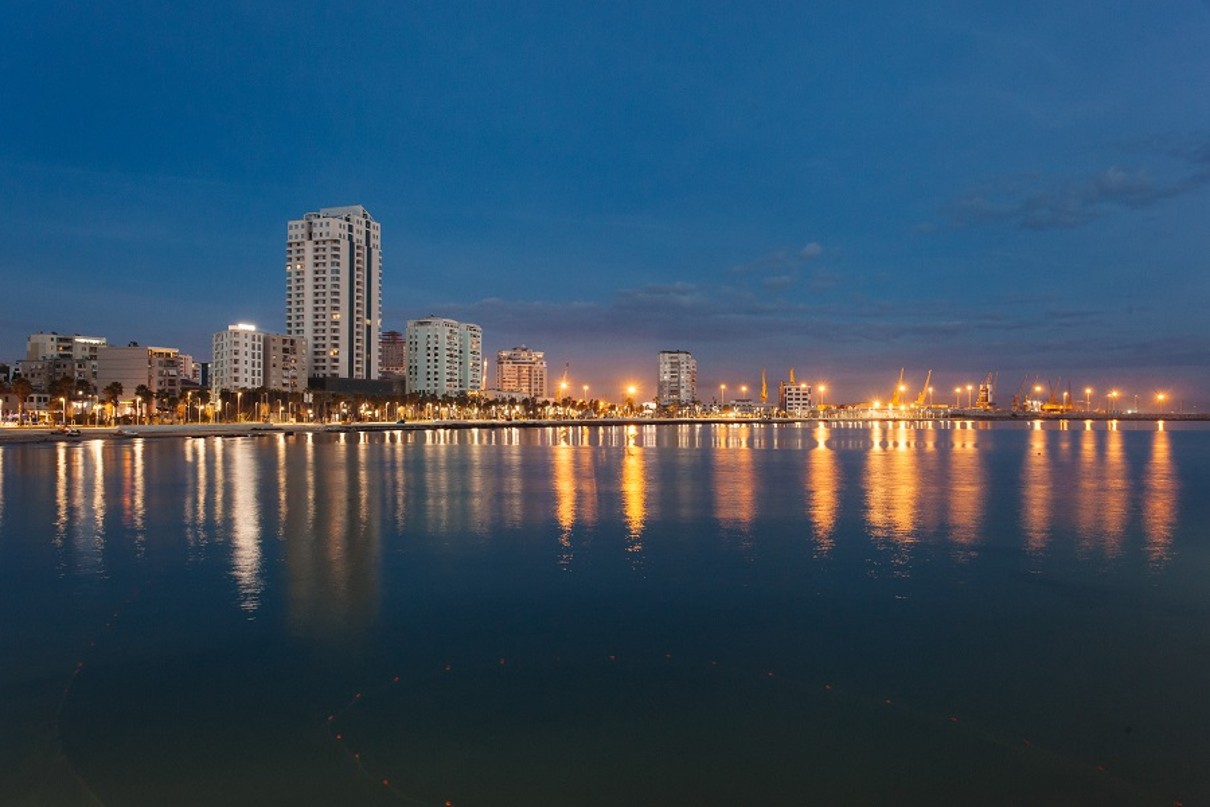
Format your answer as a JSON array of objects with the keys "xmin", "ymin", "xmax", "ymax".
[{"xmin": 285, "ymin": 205, "xmax": 381, "ymax": 381}]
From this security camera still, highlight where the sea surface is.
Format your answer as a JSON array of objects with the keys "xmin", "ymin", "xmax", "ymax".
[{"xmin": 1, "ymin": 421, "xmax": 1208, "ymax": 806}]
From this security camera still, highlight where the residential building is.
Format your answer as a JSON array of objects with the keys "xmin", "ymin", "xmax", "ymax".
[
  {"xmin": 780, "ymin": 382, "xmax": 813, "ymax": 416},
  {"xmin": 657, "ymin": 350, "xmax": 697, "ymax": 405},
  {"xmin": 380, "ymin": 330, "xmax": 406, "ymax": 378},
  {"xmin": 406, "ymin": 317, "xmax": 483, "ymax": 396},
  {"xmin": 96, "ymin": 344, "xmax": 182, "ymax": 401},
  {"xmin": 211, "ymin": 323, "xmax": 307, "ymax": 393},
  {"xmin": 496, "ymin": 346, "xmax": 547, "ymax": 399},
  {"xmin": 18, "ymin": 332, "xmax": 108, "ymax": 391},
  {"xmin": 285, "ymin": 205, "xmax": 382, "ymax": 381}
]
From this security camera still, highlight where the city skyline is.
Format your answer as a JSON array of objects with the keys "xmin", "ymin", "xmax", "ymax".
[{"xmin": 2, "ymin": 3, "xmax": 1208, "ymax": 405}]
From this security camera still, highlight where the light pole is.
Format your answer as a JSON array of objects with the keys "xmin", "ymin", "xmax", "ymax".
[
  {"xmin": 719, "ymin": 383, "xmax": 726, "ymax": 406},
  {"xmin": 966, "ymin": 384, "xmax": 974, "ymax": 408},
  {"xmin": 954, "ymin": 387, "xmax": 961, "ymax": 408},
  {"xmin": 236, "ymin": 391, "xmax": 243, "ymax": 423},
  {"xmin": 818, "ymin": 384, "xmax": 826, "ymax": 408},
  {"xmin": 1085, "ymin": 387, "xmax": 1093, "ymax": 413},
  {"xmin": 1156, "ymin": 391, "xmax": 1166, "ymax": 414},
  {"xmin": 60, "ymin": 397, "xmax": 67, "ymax": 426}
]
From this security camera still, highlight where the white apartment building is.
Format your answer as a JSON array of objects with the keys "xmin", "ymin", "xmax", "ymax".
[
  {"xmin": 19, "ymin": 332, "xmax": 108, "ymax": 391},
  {"xmin": 211, "ymin": 324, "xmax": 307, "ymax": 393},
  {"xmin": 657, "ymin": 350, "xmax": 697, "ymax": 405},
  {"xmin": 496, "ymin": 346, "xmax": 547, "ymax": 399},
  {"xmin": 27, "ymin": 332, "xmax": 107, "ymax": 362},
  {"xmin": 780, "ymin": 383, "xmax": 813, "ymax": 416},
  {"xmin": 285, "ymin": 205, "xmax": 381, "ymax": 381},
  {"xmin": 406, "ymin": 317, "xmax": 483, "ymax": 396}
]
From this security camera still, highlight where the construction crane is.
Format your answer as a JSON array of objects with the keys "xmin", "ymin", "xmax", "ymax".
[
  {"xmin": 890, "ymin": 368, "xmax": 907, "ymax": 407},
  {"xmin": 915, "ymin": 369, "xmax": 933, "ymax": 408}
]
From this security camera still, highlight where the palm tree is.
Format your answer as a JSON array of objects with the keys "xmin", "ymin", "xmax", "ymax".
[
  {"xmin": 11, "ymin": 376, "xmax": 33, "ymax": 425},
  {"xmin": 103, "ymin": 382, "xmax": 124, "ymax": 425},
  {"xmin": 134, "ymin": 384, "xmax": 153, "ymax": 425}
]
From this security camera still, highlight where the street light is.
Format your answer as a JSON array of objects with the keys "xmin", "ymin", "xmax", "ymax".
[
  {"xmin": 954, "ymin": 387, "xmax": 961, "ymax": 408},
  {"xmin": 236, "ymin": 391, "xmax": 243, "ymax": 423},
  {"xmin": 719, "ymin": 383, "xmax": 726, "ymax": 406},
  {"xmin": 1085, "ymin": 387, "xmax": 1093, "ymax": 412},
  {"xmin": 966, "ymin": 384, "xmax": 974, "ymax": 408},
  {"xmin": 818, "ymin": 384, "xmax": 827, "ymax": 408},
  {"xmin": 927, "ymin": 385, "xmax": 934, "ymax": 408},
  {"xmin": 60, "ymin": 396, "xmax": 67, "ymax": 426},
  {"xmin": 1156, "ymin": 391, "xmax": 1166, "ymax": 414},
  {"xmin": 1108, "ymin": 389, "xmax": 1119, "ymax": 414}
]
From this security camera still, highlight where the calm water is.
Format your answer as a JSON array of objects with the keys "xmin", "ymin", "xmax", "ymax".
[{"xmin": 1, "ymin": 421, "xmax": 1208, "ymax": 806}]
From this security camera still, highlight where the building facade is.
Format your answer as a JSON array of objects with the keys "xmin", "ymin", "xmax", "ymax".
[
  {"xmin": 379, "ymin": 330, "xmax": 406, "ymax": 378},
  {"xmin": 779, "ymin": 382, "xmax": 813, "ymax": 416},
  {"xmin": 285, "ymin": 205, "xmax": 381, "ymax": 382},
  {"xmin": 96, "ymin": 344, "xmax": 182, "ymax": 401},
  {"xmin": 496, "ymin": 346, "xmax": 547, "ymax": 399},
  {"xmin": 211, "ymin": 323, "xmax": 307, "ymax": 393},
  {"xmin": 657, "ymin": 350, "xmax": 697, "ymax": 405},
  {"xmin": 18, "ymin": 332, "xmax": 108, "ymax": 391},
  {"xmin": 406, "ymin": 317, "xmax": 483, "ymax": 396}
]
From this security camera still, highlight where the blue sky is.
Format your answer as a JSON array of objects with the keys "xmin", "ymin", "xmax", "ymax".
[{"xmin": 2, "ymin": 1, "xmax": 1208, "ymax": 406}]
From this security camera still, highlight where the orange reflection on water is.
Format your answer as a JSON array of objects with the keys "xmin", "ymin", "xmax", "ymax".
[
  {"xmin": 1021, "ymin": 425, "xmax": 1052, "ymax": 553},
  {"xmin": 713, "ymin": 424, "xmax": 756, "ymax": 539},
  {"xmin": 621, "ymin": 440, "xmax": 646, "ymax": 557},
  {"xmin": 806, "ymin": 425, "xmax": 839, "ymax": 555},
  {"xmin": 554, "ymin": 444, "xmax": 576, "ymax": 567},
  {"xmin": 947, "ymin": 430, "xmax": 983, "ymax": 553},
  {"xmin": 1142, "ymin": 424, "xmax": 1177, "ymax": 568},
  {"xmin": 864, "ymin": 422, "xmax": 919, "ymax": 548}
]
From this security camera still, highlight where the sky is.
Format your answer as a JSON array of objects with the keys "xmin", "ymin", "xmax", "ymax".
[{"xmin": 2, "ymin": 1, "xmax": 1208, "ymax": 407}]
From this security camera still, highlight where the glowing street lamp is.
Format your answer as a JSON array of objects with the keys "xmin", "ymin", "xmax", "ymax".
[
  {"xmin": 1107, "ymin": 389, "xmax": 1119, "ymax": 413},
  {"xmin": 954, "ymin": 387, "xmax": 961, "ymax": 408},
  {"xmin": 740, "ymin": 384, "xmax": 748, "ymax": 399},
  {"xmin": 818, "ymin": 384, "xmax": 827, "ymax": 408},
  {"xmin": 59, "ymin": 396, "xmax": 67, "ymax": 426},
  {"xmin": 927, "ymin": 385, "xmax": 934, "ymax": 408},
  {"xmin": 966, "ymin": 384, "xmax": 974, "ymax": 408},
  {"xmin": 1085, "ymin": 387, "xmax": 1093, "ymax": 412},
  {"xmin": 719, "ymin": 383, "xmax": 726, "ymax": 405}
]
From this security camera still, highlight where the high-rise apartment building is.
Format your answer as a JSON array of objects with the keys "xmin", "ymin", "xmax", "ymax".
[
  {"xmin": 285, "ymin": 205, "xmax": 381, "ymax": 381},
  {"xmin": 211, "ymin": 323, "xmax": 307, "ymax": 393},
  {"xmin": 406, "ymin": 317, "xmax": 483, "ymax": 396},
  {"xmin": 657, "ymin": 350, "xmax": 697, "ymax": 405},
  {"xmin": 496, "ymin": 346, "xmax": 547, "ymax": 399}
]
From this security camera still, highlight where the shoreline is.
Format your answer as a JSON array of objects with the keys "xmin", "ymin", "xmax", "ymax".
[{"xmin": 2, "ymin": 411, "xmax": 1206, "ymax": 444}]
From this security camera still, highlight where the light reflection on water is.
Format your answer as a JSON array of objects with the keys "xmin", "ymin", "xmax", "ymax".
[{"xmin": 1, "ymin": 421, "xmax": 1206, "ymax": 805}]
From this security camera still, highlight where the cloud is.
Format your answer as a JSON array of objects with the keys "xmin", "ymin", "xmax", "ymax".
[
  {"xmin": 730, "ymin": 241, "xmax": 825, "ymax": 275},
  {"xmin": 799, "ymin": 241, "xmax": 823, "ymax": 260},
  {"xmin": 945, "ymin": 134, "xmax": 1210, "ymax": 230}
]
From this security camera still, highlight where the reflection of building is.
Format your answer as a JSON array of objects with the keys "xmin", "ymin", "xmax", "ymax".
[
  {"xmin": 406, "ymin": 317, "xmax": 483, "ymax": 396},
  {"xmin": 657, "ymin": 350, "xmax": 696, "ymax": 405},
  {"xmin": 97, "ymin": 344, "xmax": 182, "ymax": 399},
  {"xmin": 780, "ymin": 382, "xmax": 813, "ymax": 416},
  {"xmin": 211, "ymin": 324, "xmax": 307, "ymax": 393},
  {"xmin": 285, "ymin": 205, "xmax": 382, "ymax": 381},
  {"xmin": 496, "ymin": 346, "xmax": 547, "ymax": 399},
  {"xmin": 379, "ymin": 330, "xmax": 406, "ymax": 379}
]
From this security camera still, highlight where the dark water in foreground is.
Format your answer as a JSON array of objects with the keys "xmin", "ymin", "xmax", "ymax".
[{"xmin": 1, "ymin": 421, "xmax": 1208, "ymax": 806}]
